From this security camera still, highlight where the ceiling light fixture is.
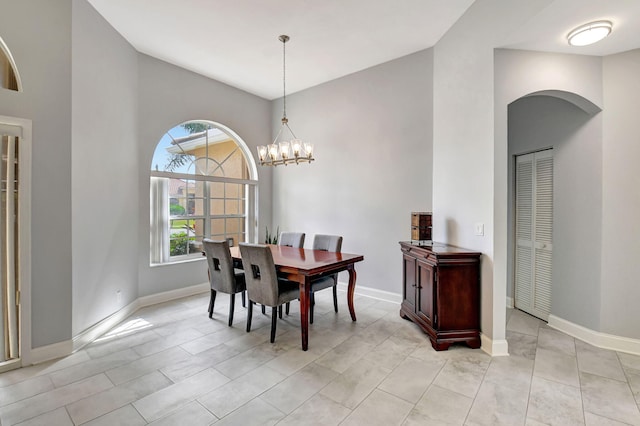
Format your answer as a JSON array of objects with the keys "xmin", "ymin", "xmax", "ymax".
[
  {"xmin": 567, "ymin": 20, "xmax": 612, "ymax": 46},
  {"xmin": 257, "ymin": 35, "xmax": 314, "ymax": 166}
]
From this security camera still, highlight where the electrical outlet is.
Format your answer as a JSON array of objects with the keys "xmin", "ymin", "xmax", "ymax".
[
  {"xmin": 475, "ymin": 223, "xmax": 484, "ymax": 236},
  {"xmin": 116, "ymin": 290, "xmax": 122, "ymax": 303}
]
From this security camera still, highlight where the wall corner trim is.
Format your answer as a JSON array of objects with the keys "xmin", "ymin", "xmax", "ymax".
[
  {"xmin": 549, "ymin": 315, "xmax": 640, "ymax": 356},
  {"xmin": 72, "ymin": 300, "xmax": 141, "ymax": 353},
  {"xmin": 29, "ymin": 340, "xmax": 74, "ymax": 366},
  {"xmin": 481, "ymin": 334, "xmax": 509, "ymax": 356}
]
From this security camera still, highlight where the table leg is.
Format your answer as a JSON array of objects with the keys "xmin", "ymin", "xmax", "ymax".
[
  {"xmin": 347, "ymin": 265, "xmax": 357, "ymax": 321},
  {"xmin": 299, "ymin": 277, "xmax": 311, "ymax": 351}
]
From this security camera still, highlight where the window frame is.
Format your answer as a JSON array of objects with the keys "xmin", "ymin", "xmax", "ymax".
[{"xmin": 149, "ymin": 121, "xmax": 258, "ymax": 266}]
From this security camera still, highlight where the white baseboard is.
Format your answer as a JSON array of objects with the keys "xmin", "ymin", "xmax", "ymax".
[
  {"xmin": 337, "ymin": 282, "xmax": 402, "ymax": 304},
  {"xmin": 27, "ymin": 283, "xmax": 210, "ymax": 366},
  {"xmin": 29, "ymin": 340, "xmax": 74, "ymax": 365},
  {"xmin": 480, "ymin": 333, "xmax": 509, "ymax": 356},
  {"xmin": 72, "ymin": 300, "xmax": 141, "ymax": 352},
  {"xmin": 548, "ymin": 315, "xmax": 640, "ymax": 356},
  {"xmin": 138, "ymin": 282, "xmax": 209, "ymax": 308},
  {"xmin": 506, "ymin": 297, "xmax": 514, "ymax": 309}
]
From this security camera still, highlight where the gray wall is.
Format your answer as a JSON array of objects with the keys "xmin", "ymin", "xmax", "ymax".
[
  {"xmin": 601, "ymin": 49, "xmax": 640, "ymax": 339},
  {"xmin": 71, "ymin": 0, "xmax": 140, "ymax": 335},
  {"xmin": 137, "ymin": 55, "xmax": 273, "ymax": 297},
  {"xmin": 0, "ymin": 0, "xmax": 73, "ymax": 347},
  {"xmin": 271, "ymin": 49, "xmax": 433, "ymax": 294},
  {"xmin": 507, "ymin": 96, "xmax": 602, "ymax": 330},
  {"xmin": 432, "ymin": 0, "xmax": 553, "ymax": 348}
]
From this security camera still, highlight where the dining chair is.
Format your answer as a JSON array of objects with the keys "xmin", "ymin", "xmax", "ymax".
[
  {"xmin": 309, "ymin": 234, "xmax": 343, "ymax": 323},
  {"xmin": 278, "ymin": 232, "xmax": 305, "ymax": 316},
  {"xmin": 202, "ymin": 239, "xmax": 246, "ymax": 327},
  {"xmin": 239, "ymin": 243, "xmax": 300, "ymax": 343},
  {"xmin": 278, "ymin": 231, "xmax": 305, "ymax": 248}
]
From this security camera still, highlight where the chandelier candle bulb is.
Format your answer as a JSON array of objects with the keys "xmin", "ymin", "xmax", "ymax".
[
  {"xmin": 268, "ymin": 144, "xmax": 279, "ymax": 161},
  {"xmin": 292, "ymin": 139, "xmax": 302, "ymax": 157},
  {"xmin": 257, "ymin": 145, "xmax": 267, "ymax": 162},
  {"xmin": 279, "ymin": 142, "xmax": 291, "ymax": 160},
  {"xmin": 304, "ymin": 142, "xmax": 314, "ymax": 159}
]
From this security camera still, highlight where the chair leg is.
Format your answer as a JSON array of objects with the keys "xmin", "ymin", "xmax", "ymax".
[
  {"xmin": 261, "ymin": 304, "xmax": 266, "ymax": 315},
  {"xmin": 241, "ymin": 291, "xmax": 246, "ymax": 308},
  {"xmin": 208, "ymin": 289, "xmax": 216, "ymax": 318},
  {"xmin": 228, "ymin": 293, "xmax": 235, "ymax": 327},
  {"xmin": 278, "ymin": 305, "xmax": 283, "ymax": 319},
  {"xmin": 270, "ymin": 307, "xmax": 277, "ymax": 343},
  {"xmin": 246, "ymin": 301, "xmax": 253, "ymax": 332},
  {"xmin": 285, "ymin": 302, "xmax": 290, "ymax": 315},
  {"xmin": 333, "ymin": 284, "xmax": 338, "ymax": 313},
  {"xmin": 310, "ymin": 292, "xmax": 315, "ymax": 325}
]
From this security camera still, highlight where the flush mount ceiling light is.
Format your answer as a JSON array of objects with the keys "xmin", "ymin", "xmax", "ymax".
[{"xmin": 567, "ymin": 20, "xmax": 612, "ymax": 46}]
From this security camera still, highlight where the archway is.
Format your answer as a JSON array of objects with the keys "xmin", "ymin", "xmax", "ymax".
[
  {"xmin": 506, "ymin": 90, "xmax": 602, "ymax": 334},
  {"xmin": 0, "ymin": 37, "xmax": 22, "ymax": 92}
]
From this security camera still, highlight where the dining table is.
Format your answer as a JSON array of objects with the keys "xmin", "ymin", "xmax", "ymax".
[{"xmin": 229, "ymin": 244, "xmax": 364, "ymax": 351}]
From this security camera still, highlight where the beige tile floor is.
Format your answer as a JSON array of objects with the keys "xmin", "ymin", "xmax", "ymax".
[{"xmin": 1, "ymin": 291, "xmax": 639, "ymax": 425}]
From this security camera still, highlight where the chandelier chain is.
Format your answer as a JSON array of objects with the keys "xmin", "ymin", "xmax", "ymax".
[{"xmin": 282, "ymin": 36, "xmax": 287, "ymax": 120}]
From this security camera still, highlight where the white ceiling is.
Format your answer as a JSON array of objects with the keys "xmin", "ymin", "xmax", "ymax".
[{"xmin": 87, "ymin": 0, "xmax": 640, "ymax": 100}]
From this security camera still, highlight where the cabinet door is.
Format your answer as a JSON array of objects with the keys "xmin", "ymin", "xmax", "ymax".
[
  {"xmin": 416, "ymin": 259, "xmax": 434, "ymax": 326},
  {"xmin": 402, "ymin": 253, "xmax": 417, "ymax": 313}
]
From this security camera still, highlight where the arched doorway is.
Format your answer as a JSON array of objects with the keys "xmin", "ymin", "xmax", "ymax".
[{"xmin": 507, "ymin": 91, "xmax": 601, "ymax": 323}]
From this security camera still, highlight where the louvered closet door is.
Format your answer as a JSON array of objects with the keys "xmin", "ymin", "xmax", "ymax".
[{"xmin": 515, "ymin": 150, "xmax": 553, "ymax": 321}]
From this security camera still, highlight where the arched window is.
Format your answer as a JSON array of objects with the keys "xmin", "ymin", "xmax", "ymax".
[
  {"xmin": 0, "ymin": 37, "xmax": 22, "ymax": 92},
  {"xmin": 150, "ymin": 120, "xmax": 258, "ymax": 264}
]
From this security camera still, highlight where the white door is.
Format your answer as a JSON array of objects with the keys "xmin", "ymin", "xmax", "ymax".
[
  {"xmin": 515, "ymin": 149, "xmax": 553, "ymax": 321},
  {"xmin": 0, "ymin": 123, "xmax": 22, "ymax": 372}
]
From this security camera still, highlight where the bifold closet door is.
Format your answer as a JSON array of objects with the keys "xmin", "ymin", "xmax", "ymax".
[{"xmin": 515, "ymin": 149, "xmax": 553, "ymax": 321}]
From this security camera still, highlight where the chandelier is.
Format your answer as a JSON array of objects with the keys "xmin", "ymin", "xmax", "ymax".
[{"xmin": 257, "ymin": 35, "xmax": 314, "ymax": 166}]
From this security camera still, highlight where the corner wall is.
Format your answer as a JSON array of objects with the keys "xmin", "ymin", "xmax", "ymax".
[
  {"xmin": 433, "ymin": 0, "xmax": 553, "ymax": 353},
  {"xmin": 601, "ymin": 49, "xmax": 640, "ymax": 339},
  {"xmin": 271, "ymin": 49, "xmax": 433, "ymax": 294},
  {"xmin": 71, "ymin": 0, "xmax": 140, "ymax": 336}
]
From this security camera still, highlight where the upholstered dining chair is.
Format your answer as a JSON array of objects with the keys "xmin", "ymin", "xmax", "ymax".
[
  {"xmin": 239, "ymin": 243, "xmax": 300, "ymax": 343},
  {"xmin": 278, "ymin": 231, "xmax": 305, "ymax": 248},
  {"xmin": 278, "ymin": 232, "xmax": 305, "ymax": 316},
  {"xmin": 202, "ymin": 239, "xmax": 246, "ymax": 327},
  {"xmin": 309, "ymin": 234, "xmax": 343, "ymax": 324}
]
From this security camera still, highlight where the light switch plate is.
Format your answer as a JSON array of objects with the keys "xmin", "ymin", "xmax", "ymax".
[{"xmin": 475, "ymin": 223, "xmax": 484, "ymax": 236}]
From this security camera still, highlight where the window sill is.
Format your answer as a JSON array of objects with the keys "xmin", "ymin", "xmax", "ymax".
[{"xmin": 150, "ymin": 255, "xmax": 205, "ymax": 268}]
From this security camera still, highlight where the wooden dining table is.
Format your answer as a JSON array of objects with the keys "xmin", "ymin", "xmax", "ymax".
[{"xmin": 229, "ymin": 244, "xmax": 364, "ymax": 351}]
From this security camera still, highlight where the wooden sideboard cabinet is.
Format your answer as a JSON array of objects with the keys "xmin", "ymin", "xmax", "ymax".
[{"xmin": 399, "ymin": 241, "xmax": 481, "ymax": 351}]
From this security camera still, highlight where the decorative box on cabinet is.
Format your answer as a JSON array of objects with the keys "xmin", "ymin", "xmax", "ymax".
[
  {"xmin": 399, "ymin": 241, "xmax": 481, "ymax": 351},
  {"xmin": 411, "ymin": 212, "xmax": 432, "ymax": 242}
]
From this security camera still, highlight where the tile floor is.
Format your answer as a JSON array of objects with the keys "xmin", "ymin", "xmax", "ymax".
[{"xmin": 1, "ymin": 291, "xmax": 639, "ymax": 425}]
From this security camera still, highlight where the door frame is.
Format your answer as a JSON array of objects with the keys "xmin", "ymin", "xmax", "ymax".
[{"xmin": 0, "ymin": 115, "xmax": 32, "ymax": 371}]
